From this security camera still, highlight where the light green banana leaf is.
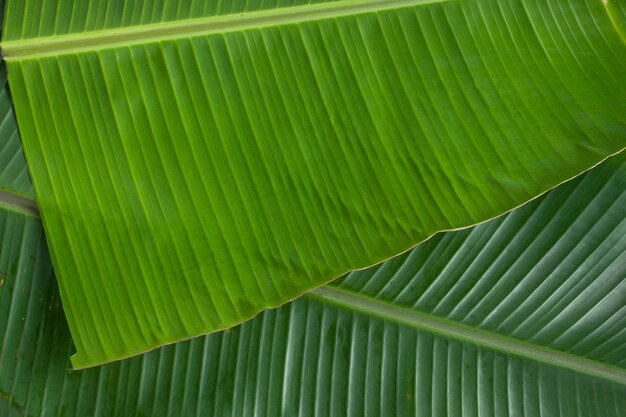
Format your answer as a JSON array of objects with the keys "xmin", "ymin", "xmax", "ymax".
[
  {"xmin": 1, "ymin": 150, "xmax": 624, "ymax": 416},
  {"xmin": 2, "ymin": 0, "xmax": 625, "ymax": 367}
]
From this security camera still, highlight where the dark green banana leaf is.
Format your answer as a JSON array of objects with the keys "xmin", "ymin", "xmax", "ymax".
[
  {"xmin": 0, "ymin": 64, "xmax": 32, "ymax": 197},
  {"xmin": 3, "ymin": 0, "xmax": 626, "ymax": 367}
]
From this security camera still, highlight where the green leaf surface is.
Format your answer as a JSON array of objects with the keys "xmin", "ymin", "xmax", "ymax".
[
  {"xmin": 0, "ymin": 65, "xmax": 32, "ymax": 197},
  {"xmin": 333, "ymin": 152, "xmax": 626, "ymax": 368},
  {"xmin": 3, "ymin": 0, "xmax": 341, "ymax": 41},
  {"xmin": 0, "ymin": 155, "xmax": 625, "ymax": 416},
  {"xmin": 3, "ymin": 0, "xmax": 626, "ymax": 367}
]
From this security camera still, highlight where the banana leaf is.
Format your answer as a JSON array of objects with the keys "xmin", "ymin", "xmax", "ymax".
[
  {"xmin": 2, "ymin": 0, "xmax": 625, "ymax": 367},
  {"xmin": 1, "ymin": 152, "xmax": 624, "ymax": 416},
  {"xmin": 0, "ymin": 64, "xmax": 32, "ymax": 197}
]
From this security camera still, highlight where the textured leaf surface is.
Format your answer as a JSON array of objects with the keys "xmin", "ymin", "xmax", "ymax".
[
  {"xmin": 4, "ymin": 0, "xmax": 626, "ymax": 367},
  {"xmin": 0, "ymin": 65, "xmax": 32, "ymax": 197},
  {"xmin": 4, "ymin": 0, "xmax": 340, "ymax": 40},
  {"xmin": 334, "ymin": 152, "xmax": 626, "ymax": 368},
  {"xmin": 0, "ymin": 151, "xmax": 624, "ymax": 417}
]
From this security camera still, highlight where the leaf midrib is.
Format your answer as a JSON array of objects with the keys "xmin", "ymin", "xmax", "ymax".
[
  {"xmin": 0, "ymin": 188, "xmax": 38, "ymax": 217},
  {"xmin": 310, "ymin": 285, "xmax": 626, "ymax": 385},
  {"xmin": 1, "ymin": 0, "xmax": 449, "ymax": 60}
]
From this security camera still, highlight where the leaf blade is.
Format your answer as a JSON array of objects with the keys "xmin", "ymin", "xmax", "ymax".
[
  {"xmin": 0, "ymin": 65, "xmax": 32, "ymax": 197},
  {"xmin": 334, "ymin": 152, "xmax": 626, "ymax": 368},
  {"xmin": 1, "ymin": 154, "xmax": 624, "ymax": 416},
  {"xmin": 4, "ymin": 0, "xmax": 626, "ymax": 366}
]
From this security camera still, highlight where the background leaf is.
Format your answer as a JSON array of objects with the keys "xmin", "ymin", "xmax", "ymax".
[{"xmin": 0, "ymin": 65, "xmax": 32, "ymax": 197}]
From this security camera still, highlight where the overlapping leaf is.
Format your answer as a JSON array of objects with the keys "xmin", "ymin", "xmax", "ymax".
[
  {"xmin": 1, "ymin": 151, "xmax": 624, "ymax": 416},
  {"xmin": 3, "ymin": 0, "xmax": 625, "ymax": 367},
  {"xmin": 334, "ymin": 153, "xmax": 626, "ymax": 368}
]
